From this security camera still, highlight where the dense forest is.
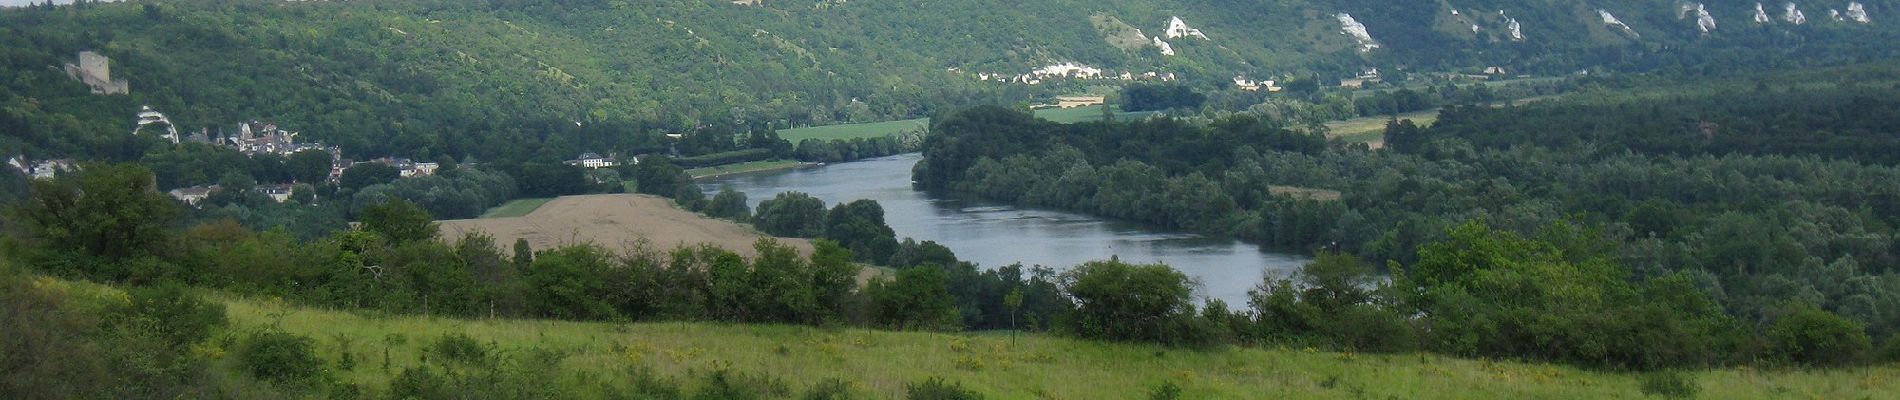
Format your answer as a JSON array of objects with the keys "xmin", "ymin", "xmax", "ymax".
[
  {"xmin": 6, "ymin": 0, "xmax": 1900, "ymax": 165},
  {"xmin": 915, "ymin": 66, "xmax": 1900, "ymax": 367}
]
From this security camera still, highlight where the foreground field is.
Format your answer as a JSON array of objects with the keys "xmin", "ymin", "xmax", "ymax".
[
  {"xmin": 215, "ymin": 294, "xmax": 1900, "ymax": 399},
  {"xmin": 440, "ymin": 194, "xmax": 814, "ymax": 258}
]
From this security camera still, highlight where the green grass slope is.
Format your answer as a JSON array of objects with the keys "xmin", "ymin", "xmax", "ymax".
[{"xmin": 216, "ymin": 294, "xmax": 1900, "ymax": 399}]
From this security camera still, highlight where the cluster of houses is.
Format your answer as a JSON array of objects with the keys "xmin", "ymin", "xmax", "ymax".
[{"xmin": 5, "ymin": 157, "xmax": 78, "ymax": 181}]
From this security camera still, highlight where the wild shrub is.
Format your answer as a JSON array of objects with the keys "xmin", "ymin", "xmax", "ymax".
[
  {"xmin": 1880, "ymin": 335, "xmax": 1900, "ymax": 363},
  {"xmin": 388, "ymin": 366, "xmax": 449, "ymax": 399},
  {"xmin": 801, "ymin": 377, "xmax": 860, "ymax": 400},
  {"xmin": 621, "ymin": 367, "xmax": 684, "ymax": 399},
  {"xmin": 430, "ymin": 332, "xmax": 488, "ymax": 365},
  {"xmin": 1637, "ymin": 370, "xmax": 1700, "ymax": 399},
  {"xmin": 1767, "ymin": 304, "xmax": 1872, "ymax": 366},
  {"xmin": 690, "ymin": 367, "xmax": 789, "ymax": 400},
  {"xmin": 115, "ymin": 283, "xmax": 227, "ymax": 350},
  {"xmin": 905, "ymin": 377, "xmax": 982, "ymax": 400},
  {"xmin": 238, "ymin": 331, "xmax": 323, "ymax": 384},
  {"xmin": 1147, "ymin": 381, "xmax": 1183, "ymax": 400}
]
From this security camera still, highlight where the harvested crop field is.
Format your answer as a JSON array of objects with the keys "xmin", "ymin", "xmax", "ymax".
[{"xmin": 439, "ymin": 194, "xmax": 814, "ymax": 259}]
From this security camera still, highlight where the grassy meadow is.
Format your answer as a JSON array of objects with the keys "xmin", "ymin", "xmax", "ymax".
[
  {"xmin": 775, "ymin": 106, "xmax": 1157, "ymax": 144},
  {"xmin": 208, "ymin": 294, "xmax": 1900, "ymax": 399},
  {"xmin": 1032, "ymin": 104, "xmax": 1158, "ymax": 124},
  {"xmin": 479, "ymin": 198, "xmax": 554, "ymax": 219}
]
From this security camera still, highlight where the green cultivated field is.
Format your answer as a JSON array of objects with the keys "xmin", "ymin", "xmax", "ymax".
[
  {"xmin": 1032, "ymin": 105, "xmax": 1158, "ymax": 123},
  {"xmin": 213, "ymin": 295, "xmax": 1900, "ymax": 399},
  {"xmin": 1324, "ymin": 110, "xmax": 1440, "ymax": 146},
  {"xmin": 777, "ymin": 106, "xmax": 1156, "ymax": 143},
  {"xmin": 778, "ymin": 118, "xmax": 929, "ymax": 142},
  {"xmin": 479, "ymin": 198, "xmax": 554, "ymax": 218}
]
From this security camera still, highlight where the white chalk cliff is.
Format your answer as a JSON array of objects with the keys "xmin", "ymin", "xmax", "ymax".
[
  {"xmin": 1152, "ymin": 36, "xmax": 1175, "ymax": 56},
  {"xmin": 1682, "ymin": 3, "xmax": 1717, "ymax": 33},
  {"xmin": 1598, "ymin": 9, "xmax": 1641, "ymax": 38},
  {"xmin": 1784, "ymin": 2, "xmax": 1808, "ymax": 25},
  {"xmin": 1756, "ymin": 3, "xmax": 1774, "ymax": 23},
  {"xmin": 1847, "ymin": 2, "xmax": 1871, "ymax": 23},
  {"xmin": 1164, "ymin": 16, "xmax": 1209, "ymax": 40},
  {"xmin": 1336, "ymin": 13, "xmax": 1381, "ymax": 51}
]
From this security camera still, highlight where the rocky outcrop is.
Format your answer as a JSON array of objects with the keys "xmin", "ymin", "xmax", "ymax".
[{"xmin": 1336, "ymin": 13, "xmax": 1380, "ymax": 51}]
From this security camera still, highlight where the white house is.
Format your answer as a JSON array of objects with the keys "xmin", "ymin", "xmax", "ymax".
[
  {"xmin": 567, "ymin": 152, "xmax": 618, "ymax": 169},
  {"xmin": 257, "ymin": 184, "xmax": 295, "ymax": 203},
  {"xmin": 30, "ymin": 159, "xmax": 78, "ymax": 180},
  {"xmin": 168, "ymin": 185, "xmax": 219, "ymax": 206}
]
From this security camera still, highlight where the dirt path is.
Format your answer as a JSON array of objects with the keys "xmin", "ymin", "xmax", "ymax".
[{"xmin": 440, "ymin": 194, "xmax": 815, "ymax": 259}]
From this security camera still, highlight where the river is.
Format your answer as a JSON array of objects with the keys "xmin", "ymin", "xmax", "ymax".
[{"xmin": 698, "ymin": 153, "xmax": 1307, "ymax": 306}]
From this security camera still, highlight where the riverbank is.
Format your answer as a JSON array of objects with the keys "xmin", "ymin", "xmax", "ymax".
[{"xmin": 687, "ymin": 159, "xmax": 813, "ymax": 180}]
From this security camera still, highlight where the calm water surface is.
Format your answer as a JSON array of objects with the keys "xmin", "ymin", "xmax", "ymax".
[{"xmin": 699, "ymin": 153, "xmax": 1307, "ymax": 306}]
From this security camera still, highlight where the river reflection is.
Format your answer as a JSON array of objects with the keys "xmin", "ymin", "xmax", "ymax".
[{"xmin": 699, "ymin": 153, "xmax": 1307, "ymax": 306}]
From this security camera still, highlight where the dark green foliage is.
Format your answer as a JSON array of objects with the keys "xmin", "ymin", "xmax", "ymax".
[
  {"xmin": 754, "ymin": 192, "xmax": 827, "ymax": 238},
  {"xmin": 673, "ymin": 183, "xmax": 708, "ymax": 212},
  {"xmin": 1121, "ymin": 84, "xmax": 1205, "ymax": 112},
  {"xmin": 634, "ymin": 157, "xmax": 693, "ymax": 197},
  {"xmin": 888, "ymin": 239, "xmax": 960, "ymax": 269},
  {"xmin": 388, "ymin": 366, "xmax": 449, "ymax": 399},
  {"xmin": 705, "ymin": 188, "xmax": 751, "ymax": 221},
  {"xmin": 867, "ymin": 266, "xmax": 962, "ymax": 331},
  {"xmin": 1400, "ymin": 222, "xmax": 1744, "ymax": 369},
  {"xmin": 1879, "ymin": 335, "xmax": 1900, "ymax": 363},
  {"xmin": 1767, "ymin": 304, "xmax": 1872, "ymax": 367},
  {"xmin": 1637, "ymin": 371, "xmax": 1700, "ymax": 399},
  {"xmin": 7, "ymin": 163, "xmax": 182, "ymax": 282},
  {"xmin": 338, "ymin": 163, "xmax": 399, "ymax": 191},
  {"xmin": 905, "ymin": 377, "xmax": 982, "ymax": 400},
  {"xmin": 285, "ymin": 149, "xmax": 334, "ymax": 184},
  {"xmin": 238, "ymin": 331, "xmax": 324, "ymax": 384},
  {"xmin": 358, "ymin": 199, "xmax": 438, "ymax": 244},
  {"xmin": 351, "ymin": 166, "xmax": 517, "ymax": 220},
  {"xmin": 512, "ymin": 162, "xmax": 591, "ymax": 198},
  {"xmin": 1059, "ymin": 260, "xmax": 1216, "ymax": 347},
  {"xmin": 1420, "ymin": 85, "xmax": 1900, "ymax": 165},
  {"xmin": 1245, "ymin": 254, "xmax": 1415, "ymax": 352},
  {"xmin": 116, "ymin": 283, "xmax": 227, "ymax": 351},
  {"xmin": 430, "ymin": 333, "xmax": 489, "ymax": 365},
  {"xmin": 524, "ymin": 245, "xmax": 625, "ymax": 321},
  {"xmin": 918, "ymin": 108, "xmax": 1319, "ymax": 233},
  {"xmin": 824, "ymin": 200, "xmax": 899, "ymax": 264}
]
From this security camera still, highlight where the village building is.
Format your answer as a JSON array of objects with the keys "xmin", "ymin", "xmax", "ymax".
[
  {"xmin": 567, "ymin": 152, "xmax": 619, "ymax": 169},
  {"xmin": 257, "ymin": 184, "xmax": 295, "ymax": 203},
  {"xmin": 168, "ymin": 185, "xmax": 220, "ymax": 206},
  {"xmin": 28, "ymin": 159, "xmax": 78, "ymax": 180},
  {"xmin": 1054, "ymin": 96, "xmax": 1106, "ymax": 108}
]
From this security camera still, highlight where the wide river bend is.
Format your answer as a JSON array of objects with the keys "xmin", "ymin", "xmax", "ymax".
[{"xmin": 699, "ymin": 153, "xmax": 1307, "ymax": 306}]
